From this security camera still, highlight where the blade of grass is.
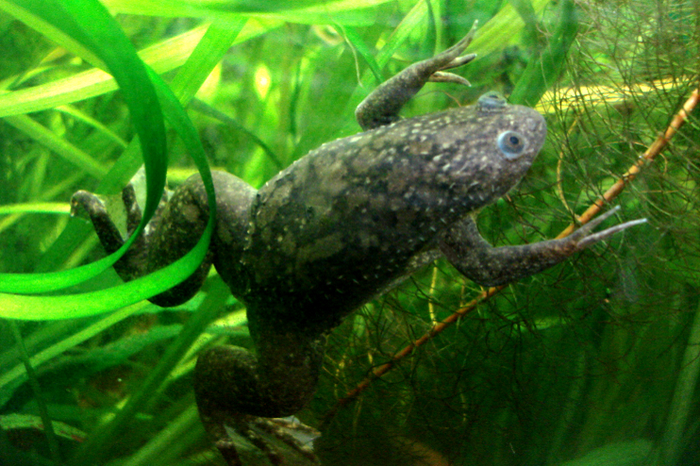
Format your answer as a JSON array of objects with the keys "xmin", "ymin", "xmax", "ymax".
[
  {"xmin": 0, "ymin": 0, "xmax": 106, "ymax": 68},
  {"xmin": 0, "ymin": 15, "xmax": 242, "ymax": 317},
  {"xmin": 338, "ymin": 25, "xmax": 384, "ymax": 84},
  {"xmin": 8, "ymin": 321, "xmax": 62, "ymax": 464},
  {"xmin": 0, "ymin": 25, "xmax": 207, "ymax": 117},
  {"xmin": 467, "ymin": 0, "xmax": 550, "ymax": 58},
  {"xmin": 55, "ymin": 105, "xmax": 129, "ymax": 149},
  {"xmin": 0, "ymin": 3, "xmax": 225, "ymax": 327},
  {"xmin": 106, "ymin": 0, "xmax": 395, "ymax": 25},
  {"xmin": 0, "ymin": 202, "xmax": 70, "ymax": 215},
  {"xmin": 125, "ymin": 404, "xmax": 202, "ymax": 466},
  {"xmin": 69, "ymin": 277, "xmax": 230, "ymax": 466},
  {"xmin": 0, "ymin": 19, "xmax": 281, "ymax": 118},
  {"xmin": 509, "ymin": 0, "xmax": 578, "ymax": 106},
  {"xmin": 3, "ymin": 114, "xmax": 109, "ymax": 178},
  {"xmin": 190, "ymin": 99, "xmax": 283, "ymax": 170},
  {"xmin": 0, "ymin": 301, "xmax": 149, "ymax": 408},
  {"xmin": 0, "ymin": 0, "xmax": 168, "ymax": 296},
  {"xmin": 653, "ymin": 301, "xmax": 700, "ymax": 465}
]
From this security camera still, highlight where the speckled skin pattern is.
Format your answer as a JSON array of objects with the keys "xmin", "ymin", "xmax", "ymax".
[{"xmin": 71, "ymin": 27, "xmax": 642, "ymax": 466}]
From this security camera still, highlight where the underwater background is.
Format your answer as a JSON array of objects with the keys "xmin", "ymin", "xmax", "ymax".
[{"xmin": 0, "ymin": 0, "xmax": 699, "ymax": 465}]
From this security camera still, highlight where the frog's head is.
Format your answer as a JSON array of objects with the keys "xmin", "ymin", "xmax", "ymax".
[{"xmin": 427, "ymin": 91, "xmax": 547, "ymax": 210}]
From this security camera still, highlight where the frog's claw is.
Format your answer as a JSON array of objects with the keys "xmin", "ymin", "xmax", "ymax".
[
  {"xmin": 426, "ymin": 19, "xmax": 479, "ymax": 85},
  {"xmin": 570, "ymin": 207, "xmax": 648, "ymax": 249},
  {"xmin": 440, "ymin": 208, "xmax": 646, "ymax": 288},
  {"xmin": 355, "ymin": 21, "xmax": 478, "ymax": 130},
  {"xmin": 429, "ymin": 70, "xmax": 472, "ymax": 86}
]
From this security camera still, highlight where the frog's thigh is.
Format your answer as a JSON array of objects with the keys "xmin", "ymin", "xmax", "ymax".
[
  {"xmin": 205, "ymin": 171, "xmax": 257, "ymax": 294},
  {"xmin": 177, "ymin": 171, "xmax": 256, "ymax": 231}
]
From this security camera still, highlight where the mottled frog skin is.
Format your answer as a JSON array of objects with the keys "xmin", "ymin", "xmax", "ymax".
[{"xmin": 72, "ymin": 26, "xmax": 642, "ymax": 465}]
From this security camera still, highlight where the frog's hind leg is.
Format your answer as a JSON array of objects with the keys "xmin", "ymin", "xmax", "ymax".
[
  {"xmin": 194, "ymin": 342, "xmax": 323, "ymax": 465},
  {"xmin": 197, "ymin": 412, "xmax": 320, "ymax": 466},
  {"xmin": 193, "ymin": 338, "xmax": 323, "ymax": 418}
]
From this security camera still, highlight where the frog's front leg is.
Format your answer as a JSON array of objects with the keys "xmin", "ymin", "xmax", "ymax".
[
  {"xmin": 440, "ymin": 208, "xmax": 647, "ymax": 287},
  {"xmin": 355, "ymin": 21, "xmax": 478, "ymax": 130},
  {"xmin": 70, "ymin": 171, "xmax": 255, "ymax": 306}
]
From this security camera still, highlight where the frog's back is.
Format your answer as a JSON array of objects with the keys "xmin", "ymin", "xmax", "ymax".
[{"xmin": 243, "ymin": 98, "xmax": 545, "ymax": 327}]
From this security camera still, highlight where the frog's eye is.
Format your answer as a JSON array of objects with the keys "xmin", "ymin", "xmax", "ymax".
[{"xmin": 497, "ymin": 131, "xmax": 526, "ymax": 159}]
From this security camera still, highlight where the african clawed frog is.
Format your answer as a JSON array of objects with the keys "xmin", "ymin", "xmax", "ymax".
[{"xmin": 72, "ymin": 25, "xmax": 643, "ymax": 465}]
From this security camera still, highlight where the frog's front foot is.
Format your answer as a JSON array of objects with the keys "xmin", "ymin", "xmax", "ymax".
[
  {"xmin": 440, "ymin": 207, "xmax": 647, "ymax": 287},
  {"xmin": 423, "ymin": 20, "xmax": 480, "ymax": 86},
  {"xmin": 355, "ymin": 21, "xmax": 479, "ymax": 130}
]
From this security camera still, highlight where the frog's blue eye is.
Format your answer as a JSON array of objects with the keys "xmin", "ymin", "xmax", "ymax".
[{"xmin": 497, "ymin": 131, "xmax": 526, "ymax": 159}]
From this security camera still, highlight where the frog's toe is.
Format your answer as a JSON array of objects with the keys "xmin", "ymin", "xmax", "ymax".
[
  {"xmin": 213, "ymin": 435, "xmax": 244, "ymax": 466},
  {"xmin": 410, "ymin": 20, "xmax": 478, "ymax": 80},
  {"xmin": 423, "ymin": 19, "xmax": 478, "ymax": 75},
  {"xmin": 429, "ymin": 69, "xmax": 473, "ymax": 86},
  {"xmin": 121, "ymin": 183, "xmax": 143, "ymax": 235},
  {"xmin": 567, "ymin": 206, "xmax": 646, "ymax": 250},
  {"xmin": 250, "ymin": 416, "xmax": 321, "ymax": 466},
  {"xmin": 575, "ymin": 206, "xmax": 622, "ymax": 233},
  {"xmin": 576, "ymin": 217, "xmax": 647, "ymax": 249},
  {"xmin": 439, "ymin": 20, "xmax": 479, "ymax": 61},
  {"xmin": 122, "ymin": 182, "xmax": 175, "ymax": 236},
  {"xmin": 420, "ymin": 24, "xmax": 477, "ymax": 85},
  {"xmin": 444, "ymin": 51, "xmax": 477, "ymax": 70}
]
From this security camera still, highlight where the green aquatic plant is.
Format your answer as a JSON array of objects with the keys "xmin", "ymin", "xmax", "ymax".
[{"xmin": 0, "ymin": 0, "xmax": 698, "ymax": 465}]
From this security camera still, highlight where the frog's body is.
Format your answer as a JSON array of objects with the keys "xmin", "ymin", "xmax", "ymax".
[
  {"xmin": 247, "ymin": 100, "xmax": 545, "ymax": 332},
  {"xmin": 72, "ymin": 25, "xmax": 642, "ymax": 466}
]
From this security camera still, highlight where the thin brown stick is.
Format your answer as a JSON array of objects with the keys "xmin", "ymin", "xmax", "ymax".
[
  {"xmin": 321, "ymin": 84, "xmax": 700, "ymax": 427},
  {"xmin": 558, "ymin": 86, "xmax": 700, "ymax": 237},
  {"xmin": 321, "ymin": 286, "xmax": 501, "ymax": 425}
]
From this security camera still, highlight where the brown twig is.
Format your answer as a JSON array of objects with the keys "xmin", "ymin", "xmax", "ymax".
[
  {"xmin": 557, "ymin": 85, "xmax": 700, "ymax": 237},
  {"xmin": 321, "ymin": 84, "xmax": 700, "ymax": 427}
]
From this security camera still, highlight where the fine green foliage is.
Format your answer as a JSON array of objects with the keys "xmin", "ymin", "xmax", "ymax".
[{"xmin": 0, "ymin": 0, "xmax": 698, "ymax": 465}]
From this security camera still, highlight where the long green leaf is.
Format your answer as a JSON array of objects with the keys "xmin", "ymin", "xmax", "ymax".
[
  {"xmin": 509, "ymin": 0, "xmax": 579, "ymax": 106},
  {"xmin": 0, "ymin": 16, "xmax": 244, "ymax": 320},
  {"xmin": 106, "ymin": 0, "xmax": 395, "ymax": 25},
  {"xmin": 3, "ymin": 114, "xmax": 108, "ymax": 178},
  {"xmin": 0, "ymin": 0, "xmax": 168, "ymax": 315},
  {"xmin": 0, "ymin": 19, "xmax": 281, "ymax": 118}
]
